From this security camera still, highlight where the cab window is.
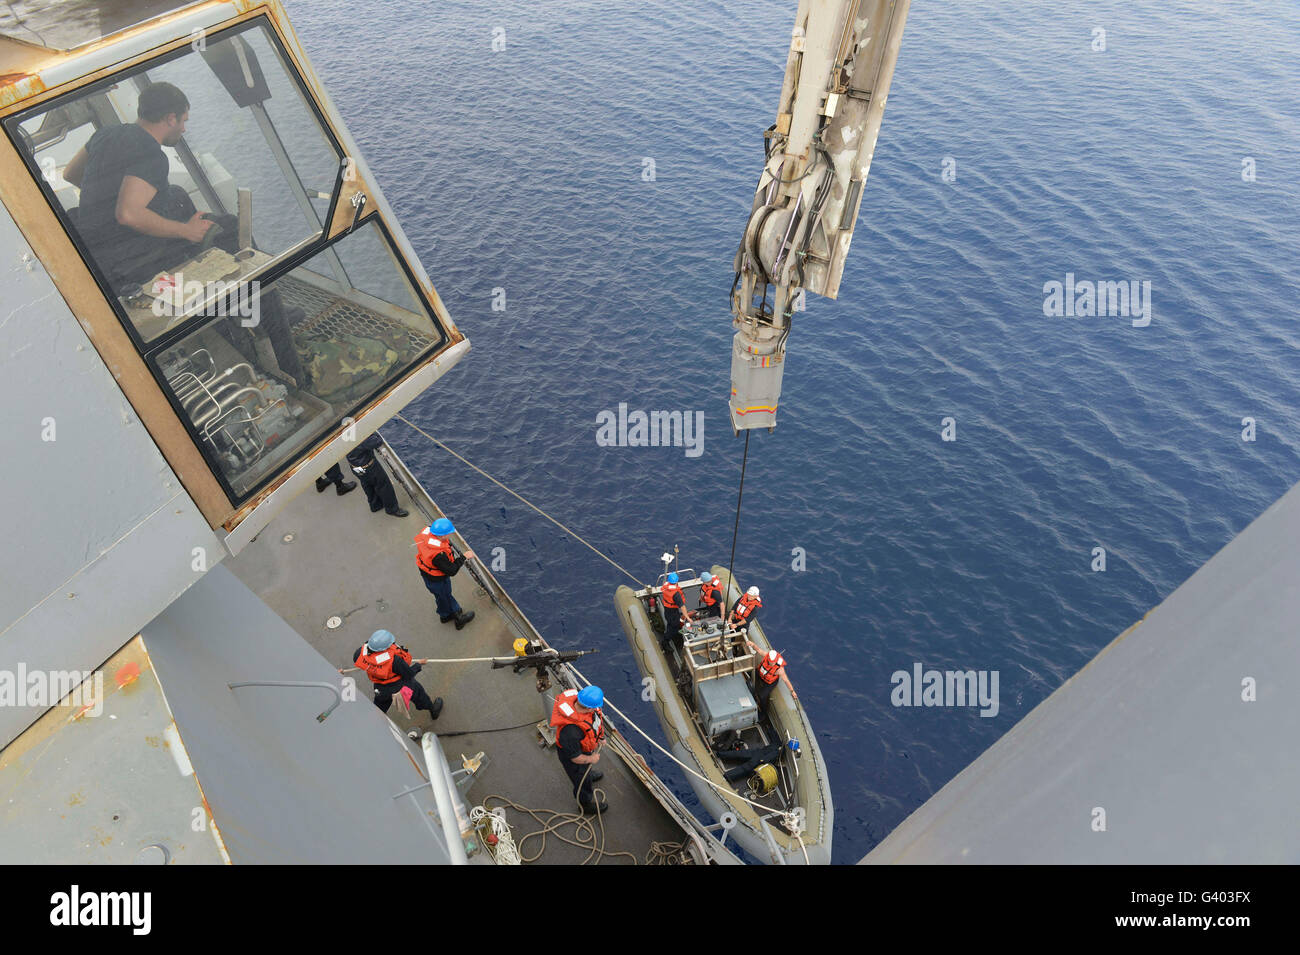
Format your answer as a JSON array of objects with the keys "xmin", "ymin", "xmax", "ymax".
[
  {"xmin": 4, "ymin": 17, "xmax": 450, "ymax": 506},
  {"xmin": 5, "ymin": 19, "xmax": 341, "ymax": 345}
]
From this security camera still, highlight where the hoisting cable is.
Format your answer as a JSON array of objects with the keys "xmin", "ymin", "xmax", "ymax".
[
  {"xmin": 394, "ymin": 413, "xmax": 646, "ymax": 587},
  {"xmin": 726, "ymin": 430, "xmax": 751, "ymax": 595}
]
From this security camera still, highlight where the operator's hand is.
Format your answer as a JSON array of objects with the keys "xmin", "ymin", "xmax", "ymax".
[
  {"xmin": 462, "ymin": 549, "xmax": 475, "ymax": 560},
  {"xmin": 590, "ymin": 752, "xmax": 601, "ymax": 764},
  {"xmin": 180, "ymin": 212, "xmax": 214, "ymax": 243}
]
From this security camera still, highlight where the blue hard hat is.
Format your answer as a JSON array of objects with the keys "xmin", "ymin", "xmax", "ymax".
[
  {"xmin": 430, "ymin": 518, "xmax": 454, "ymax": 536},
  {"xmin": 667, "ymin": 572, "xmax": 679, "ymax": 584},
  {"xmin": 577, "ymin": 686, "xmax": 604, "ymax": 709},
  {"xmin": 367, "ymin": 629, "xmax": 395, "ymax": 651}
]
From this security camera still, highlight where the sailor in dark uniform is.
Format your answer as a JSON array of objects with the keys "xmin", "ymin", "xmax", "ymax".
[{"xmin": 347, "ymin": 432, "xmax": 408, "ymax": 518}]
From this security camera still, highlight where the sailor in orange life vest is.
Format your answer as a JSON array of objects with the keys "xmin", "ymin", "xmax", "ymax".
[
  {"xmin": 697, "ymin": 571, "xmax": 723, "ymax": 618},
  {"xmin": 414, "ymin": 517, "xmax": 476, "ymax": 629},
  {"xmin": 659, "ymin": 572, "xmax": 692, "ymax": 651},
  {"xmin": 746, "ymin": 643, "xmax": 797, "ymax": 714},
  {"xmin": 727, "ymin": 585, "xmax": 763, "ymax": 634},
  {"xmin": 350, "ymin": 629, "xmax": 444, "ymax": 720},
  {"xmin": 549, "ymin": 685, "xmax": 609, "ymax": 814}
]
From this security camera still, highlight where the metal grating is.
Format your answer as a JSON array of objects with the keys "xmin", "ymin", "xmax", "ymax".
[{"xmin": 276, "ymin": 275, "xmax": 433, "ymax": 351}]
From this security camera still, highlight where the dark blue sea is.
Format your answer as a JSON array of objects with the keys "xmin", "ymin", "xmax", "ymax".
[{"xmin": 291, "ymin": 0, "xmax": 1300, "ymax": 862}]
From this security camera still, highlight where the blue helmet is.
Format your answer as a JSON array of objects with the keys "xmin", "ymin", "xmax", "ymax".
[
  {"xmin": 666, "ymin": 572, "xmax": 679, "ymax": 584},
  {"xmin": 578, "ymin": 686, "xmax": 604, "ymax": 709},
  {"xmin": 367, "ymin": 629, "xmax": 395, "ymax": 652},
  {"xmin": 431, "ymin": 518, "xmax": 454, "ymax": 536}
]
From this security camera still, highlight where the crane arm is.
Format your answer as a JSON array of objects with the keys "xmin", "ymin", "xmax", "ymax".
[{"xmin": 729, "ymin": 0, "xmax": 911, "ymax": 432}]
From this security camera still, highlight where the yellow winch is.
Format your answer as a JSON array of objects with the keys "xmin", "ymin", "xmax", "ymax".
[{"xmin": 749, "ymin": 763, "xmax": 779, "ymax": 797}]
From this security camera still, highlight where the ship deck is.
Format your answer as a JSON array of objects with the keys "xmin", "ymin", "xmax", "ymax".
[{"xmin": 224, "ymin": 436, "xmax": 691, "ymax": 865}]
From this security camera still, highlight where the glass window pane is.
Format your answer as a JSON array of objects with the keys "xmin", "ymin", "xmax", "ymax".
[
  {"xmin": 4, "ymin": 18, "xmax": 342, "ymax": 344},
  {"xmin": 151, "ymin": 221, "xmax": 445, "ymax": 501}
]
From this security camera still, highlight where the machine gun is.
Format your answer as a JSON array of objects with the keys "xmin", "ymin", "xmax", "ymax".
[
  {"xmin": 494, "ymin": 647, "xmax": 599, "ymax": 694},
  {"xmin": 492, "ymin": 648, "xmax": 599, "ymax": 675}
]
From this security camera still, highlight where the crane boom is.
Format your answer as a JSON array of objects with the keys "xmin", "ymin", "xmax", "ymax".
[{"xmin": 729, "ymin": 0, "xmax": 911, "ymax": 432}]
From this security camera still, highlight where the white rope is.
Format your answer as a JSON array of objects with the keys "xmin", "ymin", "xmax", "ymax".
[
  {"xmin": 469, "ymin": 805, "xmax": 521, "ymax": 865},
  {"xmin": 568, "ymin": 664, "xmax": 795, "ymax": 825},
  {"xmin": 395, "ymin": 414, "xmax": 646, "ymax": 586},
  {"xmin": 339, "ymin": 654, "xmax": 520, "ymax": 673}
]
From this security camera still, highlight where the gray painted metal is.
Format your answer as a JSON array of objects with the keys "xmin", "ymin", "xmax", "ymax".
[
  {"xmin": 862, "ymin": 480, "xmax": 1300, "ymax": 864},
  {"xmin": 0, "ymin": 637, "xmax": 227, "ymax": 864},
  {"xmin": 224, "ymin": 439, "xmax": 736, "ymax": 864},
  {"xmin": 141, "ymin": 564, "xmax": 453, "ymax": 864},
  {"xmin": 0, "ymin": 1, "xmax": 197, "ymax": 54},
  {"xmin": 729, "ymin": 0, "xmax": 911, "ymax": 432},
  {"xmin": 0, "ymin": 200, "xmax": 223, "ymax": 749}
]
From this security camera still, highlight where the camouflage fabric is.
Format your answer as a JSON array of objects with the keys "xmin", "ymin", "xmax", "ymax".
[{"xmin": 296, "ymin": 328, "xmax": 410, "ymax": 404}]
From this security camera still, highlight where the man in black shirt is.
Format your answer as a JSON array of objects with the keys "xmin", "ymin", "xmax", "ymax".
[
  {"xmin": 63, "ymin": 82, "xmax": 218, "ymax": 289},
  {"xmin": 345, "ymin": 432, "xmax": 408, "ymax": 518}
]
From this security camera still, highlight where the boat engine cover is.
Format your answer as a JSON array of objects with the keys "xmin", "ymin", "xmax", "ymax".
[{"xmin": 696, "ymin": 674, "xmax": 759, "ymax": 737}]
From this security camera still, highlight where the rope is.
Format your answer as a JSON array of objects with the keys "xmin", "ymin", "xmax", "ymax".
[
  {"xmin": 338, "ymin": 654, "xmax": 517, "ymax": 674},
  {"xmin": 469, "ymin": 806, "xmax": 521, "ymax": 865},
  {"xmin": 726, "ymin": 430, "xmax": 751, "ymax": 594},
  {"xmin": 472, "ymin": 760, "xmax": 636, "ymax": 865},
  {"xmin": 394, "ymin": 414, "xmax": 646, "ymax": 587},
  {"xmin": 567, "ymin": 664, "xmax": 787, "ymax": 819}
]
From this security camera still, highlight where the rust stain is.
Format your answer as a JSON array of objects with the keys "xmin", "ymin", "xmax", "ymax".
[
  {"xmin": 144, "ymin": 735, "xmax": 160, "ymax": 748},
  {"xmin": 0, "ymin": 73, "xmax": 46, "ymax": 109},
  {"xmin": 67, "ymin": 791, "xmax": 84, "ymax": 807}
]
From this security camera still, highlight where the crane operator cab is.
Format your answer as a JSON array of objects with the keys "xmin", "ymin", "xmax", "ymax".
[{"xmin": 2, "ymin": 13, "xmax": 458, "ymax": 515}]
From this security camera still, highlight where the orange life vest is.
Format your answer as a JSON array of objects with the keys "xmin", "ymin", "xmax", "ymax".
[
  {"xmin": 356, "ymin": 644, "xmax": 413, "ymax": 685},
  {"xmin": 758, "ymin": 651, "xmax": 786, "ymax": 684},
  {"xmin": 661, "ymin": 581, "xmax": 684, "ymax": 610},
  {"xmin": 731, "ymin": 592, "xmax": 761, "ymax": 623},
  {"xmin": 549, "ymin": 688, "xmax": 605, "ymax": 754},
  {"xmin": 699, "ymin": 580, "xmax": 719, "ymax": 607},
  {"xmin": 414, "ymin": 528, "xmax": 455, "ymax": 577}
]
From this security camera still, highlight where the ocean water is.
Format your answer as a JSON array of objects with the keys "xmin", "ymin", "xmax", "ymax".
[{"xmin": 290, "ymin": 0, "xmax": 1300, "ymax": 862}]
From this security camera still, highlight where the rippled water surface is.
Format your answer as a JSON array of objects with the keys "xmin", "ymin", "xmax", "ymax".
[{"xmin": 289, "ymin": 0, "xmax": 1300, "ymax": 861}]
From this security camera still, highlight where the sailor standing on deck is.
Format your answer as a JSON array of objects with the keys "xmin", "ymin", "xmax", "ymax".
[
  {"xmin": 314, "ymin": 463, "xmax": 357, "ymax": 497},
  {"xmin": 350, "ymin": 629, "xmax": 444, "ymax": 720},
  {"xmin": 549, "ymin": 686, "xmax": 609, "ymax": 815},
  {"xmin": 745, "ymin": 643, "xmax": 796, "ymax": 715},
  {"xmin": 727, "ymin": 586, "xmax": 763, "ymax": 635},
  {"xmin": 660, "ymin": 572, "xmax": 689, "ymax": 651},
  {"xmin": 414, "ymin": 518, "xmax": 476, "ymax": 629},
  {"xmin": 697, "ymin": 571, "xmax": 723, "ymax": 618},
  {"xmin": 347, "ymin": 432, "xmax": 408, "ymax": 518}
]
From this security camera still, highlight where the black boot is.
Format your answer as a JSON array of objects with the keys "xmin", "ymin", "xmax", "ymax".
[
  {"xmin": 315, "ymin": 477, "xmax": 331, "ymax": 493},
  {"xmin": 336, "ymin": 480, "xmax": 357, "ymax": 495},
  {"xmin": 439, "ymin": 614, "xmax": 456, "ymax": 624},
  {"xmin": 428, "ymin": 697, "xmax": 444, "ymax": 721},
  {"xmin": 386, "ymin": 507, "xmax": 410, "ymax": 518},
  {"xmin": 588, "ymin": 769, "xmax": 604, "ymax": 782},
  {"xmin": 453, "ymin": 610, "xmax": 475, "ymax": 630},
  {"xmin": 579, "ymin": 796, "xmax": 609, "ymax": 815}
]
